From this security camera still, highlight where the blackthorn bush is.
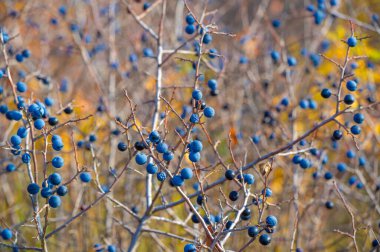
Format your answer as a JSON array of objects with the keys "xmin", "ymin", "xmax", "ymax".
[{"xmin": 0, "ymin": 1, "xmax": 379, "ymax": 252}]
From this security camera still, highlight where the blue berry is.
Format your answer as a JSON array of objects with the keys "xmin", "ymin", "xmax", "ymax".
[
  {"xmin": 243, "ymin": 174, "xmax": 255, "ymax": 185},
  {"xmin": 252, "ymin": 135, "xmax": 261, "ymax": 144},
  {"xmin": 248, "ymin": 226, "xmax": 259, "ymax": 237},
  {"xmin": 28, "ymin": 103, "xmax": 43, "ymax": 119},
  {"xmin": 229, "ymin": 191, "xmax": 239, "ymax": 201},
  {"xmin": 372, "ymin": 239, "xmax": 379, "ymax": 248},
  {"xmin": 1, "ymin": 228, "xmax": 12, "ymax": 240},
  {"xmin": 356, "ymin": 182, "xmax": 364, "ymax": 189},
  {"xmin": 157, "ymin": 171, "xmax": 167, "ymax": 181},
  {"xmin": 156, "ymin": 142, "xmax": 169, "ymax": 154},
  {"xmin": 299, "ymin": 140, "xmax": 307, "ymax": 146},
  {"xmin": 6, "ymin": 110, "xmax": 23, "ymax": 121},
  {"xmin": 52, "ymin": 139, "xmax": 64, "ymax": 151},
  {"xmin": 49, "ymin": 195, "xmax": 61, "ymax": 208},
  {"xmin": 299, "ymin": 99, "xmax": 309, "ymax": 109},
  {"xmin": 270, "ymin": 50, "xmax": 280, "ymax": 63},
  {"xmin": 44, "ymin": 97, "xmax": 54, "ymax": 107},
  {"xmin": 202, "ymin": 33, "xmax": 212, "ymax": 44},
  {"xmin": 308, "ymin": 99, "xmax": 318, "ymax": 109},
  {"xmin": 101, "ymin": 185, "xmax": 110, "ymax": 193},
  {"xmin": 225, "ymin": 220, "xmax": 233, "ymax": 230},
  {"xmin": 353, "ymin": 113, "xmax": 364, "ymax": 124},
  {"xmin": 192, "ymin": 89, "xmax": 202, "ymax": 101},
  {"xmin": 57, "ymin": 185, "xmax": 68, "ymax": 196},
  {"xmin": 262, "ymin": 188, "xmax": 272, "ymax": 197},
  {"xmin": 6, "ymin": 163, "xmax": 16, "ymax": 172},
  {"xmin": 185, "ymin": 25, "xmax": 196, "ymax": 35},
  {"xmin": 241, "ymin": 208, "xmax": 251, "ymax": 220},
  {"xmin": 348, "ymin": 176, "xmax": 357, "ymax": 186},
  {"xmin": 27, "ymin": 183, "xmax": 40, "ymax": 195},
  {"xmin": 34, "ymin": 119, "xmax": 45, "ymax": 130},
  {"xmin": 58, "ymin": 5, "xmax": 67, "ymax": 15},
  {"xmin": 330, "ymin": 0, "xmax": 339, "ymax": 6},
  {"xmin": 94, "ymin": 243, "xmax": 103, "ymax": 252},
  {"xmin": 322, "ymin": 155, "xmax": 329, "ymax": 165},
  {"xmin": 350, "ymin": 125, "xmax": 361, "ymax": 135},
  {"xmin": 80, "ymin": 172, "xmax": 92, "ymax": 183},
  {"xmin": 287, "ymin": 56, "xmax": 297, "ymax": 66},
  {"xmin": 22, "ymin": 153, "xmax": 31, "ymax": 164},
  {"xmin": 181, "ymin": 168, "xmax": 193, "ymax": 180},
  {"xmin": 346, "ymin": 150, "xmax": 356, "ymax": 158},
  {"xmin": 346, "ymin": 80, "xmax": 357, "ymax": 91},
  {"xmin": 272, "ymin": 19, "xmax": 281, "ymax": 28},
  {"xmin": 324, "ymin": 171, "xmax": 333, "ymax": 180},
  {"xmin": 77, "ymin": 140, "xmax": 84, "ymax": 148},
  {"xmin": 333, "ymin": 130, "xmax": 343, "ymax": 140},
  {"xmin": 70, "ymin": 23, "xmax": 79, "ymax": 32},
  {"xmin": 325, "ymin": 201, "xmax": 334, "ymax": 209},
  {"xmin": 41, "ymin": 188, "xmax": 52, "ymax": 198},
  {"xmin": 206, "ymin": 215, "xmax": 218, "ymax": 225},
  {"xmin": 259, "ymin": 234, "xmax": 272, "ymax": 245},
  {"xmin": 300, "ymin": 158, "xmax": 310, "ymax": 169},
  {"xmin": 10, "ymin": 135, "xmax": 22, "ymax": 146},
  {"xmin": 192, "ymin": 182, "xmax": 200, "ymax": 191},
  {"xmin": 343, "ymin": 94, "xmax": 355, "ymax": 105},
  {"xmin": 189, "ymin": 114, "xmax": 199, "ymax": 123},
  {"xmin": 204, "ymin": 107, "xmax": 215, "ymax": 118},
  {"xmin": 209, "ymin": 48, "xmax": 218, "ymax": 58},
  {"xmin": 207, "ymin": 79, "xmax": 217, "ymax": 90},
  {"xmin": 17, "ymin": 127, "xmax": 29, "ymax": 138},
  {"xmin": 310, "ymin": 148, "xmax": 319, "ymax": 156},
  {"xmin": 143, "ymin": 48, "xmax": 154, "ymax": 57},
  {"xmin": 190, "ymin": 140, "xmax": 203, "ymax": 152},
  {"xmin": 163, "ymin": 151, "xmax": 174, "ymax": 161},
  {"xmin": 292, "ymin": 155, "xmax": 302, "ymax": 164},
  {"xmin": 309, "ymin": 53, "xmax": 321, "ymax": 67},
  {"xmin": 184, "ymin": 244, "xmax": 196, "ymax": 252},
  {"xmin": 117, "ymin": 142, "xmax": 128, "ymax": 152},
  {"xmin": 265, "ymin": 215, "xmax": 278, "ymax": 227},
  {"xmin": 16, "ymin": 81, "xmax": 27, "ymax": 92},
  {"xmin": 48, "ymin": 173, "xmax": 62, "ymax": 185},
  {"xmin": 347, "ymin": 36, "xmax": 357, "ymax": 47},
  {"xmin": 171, "ymin": 175, "xmax": 184, "ymax": 187},
  {"xmin": 143, "ymin": 2, "xmax": 151, "ymax": 10},
  {"xmin": 281, "ymin": 97, "xmax": 289, "ymax": 106},
  {"xmin": 22, "ymin": 49, "xmax": 31, "ymax": 58},
  {"xmin": 335, "ymin": 162, "xmax": 346, "ymax": 172},
  {"xmin": 358, "ymin": 156, "xmax": 366, "ymax": 166},
  {"xmin": 89, "ymin": 134, "xmax": 97, "ymax": 142},
  {"xmin": 52, "ymin": 156, "xmax": 64, "ymax": 168},
  {"xmin": 107, "ymin": 245, "xmax": 116, "ymax": 252},
  {"xmin": 149, "ymin": 130, "xmax": 160, "ymax": 143},
  {"xmin": 225, "ymin": 169, "xmax": 235, "ymax": 180},
  {"xmin": 314, "ymin": 10, "xmax": 326, "ymax": 25},
  {"xmin": 0, "ymin": 104, "xmax": 8, "ymax": 114},
  {"xmin": 15, "ymin": 54, "xmax": 24, "ymax": 62},
  {"xmin": 239, "ymin": 56, "xmax": 248, "ymax": 64},
  {"xmin": 196, "ymin": 195, "xmax": 204, "ymax": 205},
  {"xmin": 198, "ymin": 212, "xmax": 211, "ymax": 223},
  {"xmin": 185, "ymin": 14, "xmax": 195, "ymax": 25},
  {"xmin": 189, "ymin": 151, "xmax": 200, "ymax": 162},
  {"xmin": 135, "ymin": 152, "xmax": 148, "ymax": 165},
  {"xmin": 146, "ymin": 163, "xmax": 158, "ymax": 174},
  {"xmin": 129, "ymin": 53, "xmax": 138, "ymax": 63}
]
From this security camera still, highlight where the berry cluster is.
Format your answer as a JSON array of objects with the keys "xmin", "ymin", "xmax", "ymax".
[{"xmin": 0, "ymin": 1, "xmax": 379, "ymax": 251}]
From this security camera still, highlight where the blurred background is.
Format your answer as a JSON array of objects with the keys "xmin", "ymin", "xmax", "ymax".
[{"xmin": 0, "ymin": 0, "xmax": 379, "ymax": 251}]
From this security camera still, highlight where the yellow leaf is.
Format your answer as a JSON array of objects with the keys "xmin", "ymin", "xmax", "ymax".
[
  {"xmin": 271, "ymin": 168, "xmax": 284, "ymax": 194},
  {"xmin": 144, "ymin": 76, "xmax": 156, "ymax": 91},
  {"xmin": 132, "ymin": 117, "xmax": 142, "ymax": 132}
]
